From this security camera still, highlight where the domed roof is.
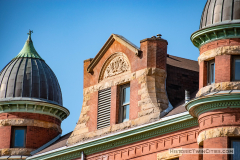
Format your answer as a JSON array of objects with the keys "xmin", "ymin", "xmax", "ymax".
[
  {"xmin": 200, "ymin": 0, "xmax": 240, "ymax": 29},
  {"xmin": 0, "ymin": 32, "xmax": 62, "ymax": 106}
]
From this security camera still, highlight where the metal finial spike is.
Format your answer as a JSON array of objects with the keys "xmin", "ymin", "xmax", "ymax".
[{"xmin": 27, "ymin": 30, "xmax": 33, "ymax": 36}]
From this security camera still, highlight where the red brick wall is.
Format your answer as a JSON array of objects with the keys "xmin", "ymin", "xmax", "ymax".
[
  {"xmin": 83, "ymin": 40, "xmax": 145, "ymax": 88},
  {"xmin": 198, "ymin": 108, "xmax": 240, "ymax": 132},
  {"xmin": 86, "ymin": 126, "xmax": 199, "ymax": 160},
  {"xmin": 110, "ymin": 86, "xmax": 119, "ymax": 125},
  {"xmin": 26, "ymin": 126, "xmax": 60, "ymax": 149},
  {"xmin": 130, "ymin": 79, "xmax": 141, "ymax": 120},
  {"xmin": 199, "ymin": 61, "xmax": 207, "ymax": 89},
  {"xmin": 156, "ymin": 41, "xmax": 167, "ymax": 70},
  {"xmin": 0, "ymin": 113, "xmax": 61, "ymax": 126},
  {"xmin": 203, "ymin": 137, "xmax": 228, "ymax": 160},
  {"xmin": 215, "ymin": 55, "xmax": 231, "ymax": 83},
  {"xmin": 87, "ymin": 91, "xmax": 98, "ymax": 132},
  {"xmin": 0, "ymin": 126, "xmax": 11, "ymax": 149},
  {"xmin": 140, "ymin": 39, "xmax": 168, "ymax": 70},
  {"xmin": 83, "ymin": 59, "xmax": 92, "ymax": 89}
]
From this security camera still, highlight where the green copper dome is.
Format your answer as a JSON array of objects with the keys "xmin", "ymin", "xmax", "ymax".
[{"xmin": 14, "ymin": 31, "xmax": 43, "ymax": 60}]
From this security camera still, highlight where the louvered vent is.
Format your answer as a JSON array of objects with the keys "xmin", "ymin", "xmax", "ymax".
[{"xmin": 97, "ymin": 88, "xmax": 111, "ymax": 129}]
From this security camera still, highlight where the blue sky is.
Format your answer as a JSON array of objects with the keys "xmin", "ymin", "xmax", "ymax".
[{"xmin": 0, "ymin": 0, "xmax": 206, "ymax": 135}]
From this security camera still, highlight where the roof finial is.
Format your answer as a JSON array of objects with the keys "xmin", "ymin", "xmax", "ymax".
[{"xmin": 27, "ymin": 30, "xmax": 33, "ymax": 41}]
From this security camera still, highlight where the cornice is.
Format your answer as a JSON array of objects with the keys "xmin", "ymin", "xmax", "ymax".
[
  {"xmin": 186, "ymin": 93, "xmax": 240, "ymax": 117},
  {"xmin": 27, "ymin": 112, "xmax": 198, "ymax": 160},
  {"xmin": 191, "ymin": 24, "xmax": 240, "ymax": 48},
  {"xmin": 87, "ymin": 34, "xmax": 141, "ymax": 73},
  {"xmin": 0, "ymin": 99, "xmax": 69, "ymax": 121}
]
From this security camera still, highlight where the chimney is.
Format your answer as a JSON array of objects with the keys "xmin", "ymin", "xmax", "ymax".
[{"xmin": 140, "ymin": 34, "xmax": 168, "ymax": 70}]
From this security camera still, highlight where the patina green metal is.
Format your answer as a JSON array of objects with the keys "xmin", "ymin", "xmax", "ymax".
[
  {"xmin": 14, "ymin": 30, "xmax": 43, "ymax": 60},
  {"xmin": 191, "ymin": 24, "xmax": 240, "ymax": 48},
  {"xmin": 27, "ymin": 113, "xmax": 198, "ymax": 160},
  {"xmin": 0, "ymin": 99, "xmax": 69, "ymax": 121},
  {"xmin": 186, "ymin": 93, "xmax": 240, "ymax": 117}
]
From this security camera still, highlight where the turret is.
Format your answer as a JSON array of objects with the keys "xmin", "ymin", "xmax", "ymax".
[
  {"xmin": 187, "ymin": 1, "xmax": 240, "ymax": 160},
  {"xmin": 0, "ymin": 31, "xmax": 69, "ymax": 159}
]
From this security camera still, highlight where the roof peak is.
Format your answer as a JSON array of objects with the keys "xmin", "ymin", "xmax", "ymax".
[{"xmin": 14, "ymin": 30, "xmax": 43, "ymax": 60}]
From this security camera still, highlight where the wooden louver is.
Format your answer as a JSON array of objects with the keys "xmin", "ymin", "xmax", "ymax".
[{"xmin": 97, "ymin": 88, "xmax": 111, "ymax": 129}]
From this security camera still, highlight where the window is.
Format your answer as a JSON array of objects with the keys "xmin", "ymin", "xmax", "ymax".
[
  {"xmin": 230, "ymin": 139, "xmax": 240, "ymax": 160},
  {"xmin": 119, "ymin": 84, "xmax": 130, "ymax": 123},
  {"xmin": 97, "ymin": 88, "xmax": 111, "ymax": 129},
  {"xmin": 232, "ymin": 56, "xmax": 240, "ymax": 81},
  {"xmin": 208, "ymin": 60, "xmax": 215, "ymax": 84},
  {"xmin": 11, "ymin": 127, "xmax": 26, "ymax": 148}
]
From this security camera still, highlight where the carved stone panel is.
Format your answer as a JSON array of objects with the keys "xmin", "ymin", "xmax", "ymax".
[{"xmin": 99, "ymin": 53, "xmax": 130, "ymax": 81}]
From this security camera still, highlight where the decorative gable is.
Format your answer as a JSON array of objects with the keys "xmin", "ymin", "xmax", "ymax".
[
  {"xmin": 99, "ymin": 52, "xmax": 130, "ymax": 81},
  {"xmin": 87, "ymin": 34, "xmax": 140, "ymax": 73}
]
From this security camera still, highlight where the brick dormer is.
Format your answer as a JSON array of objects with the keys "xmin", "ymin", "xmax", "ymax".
[{"xmin": 67, "ymin": 34, "xmax": 170, "ymax": 145}]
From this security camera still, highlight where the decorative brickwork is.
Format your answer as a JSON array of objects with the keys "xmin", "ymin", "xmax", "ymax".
[{"xmin": 86, "ymin": 127, "xmax": 199, "ymax": 160}]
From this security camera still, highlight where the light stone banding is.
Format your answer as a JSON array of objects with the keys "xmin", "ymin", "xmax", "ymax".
[
  {"xmin": 198, "ymin": 45, "xmax": 240, "ymax": 64},
  {"xmin": 197, "ymin": 81, "xmax": 240, "ymax": 97},
  {"xmin": 197, "ymin": 126, "xmax": 240, "ymax": 146},
  {"xmin": 157, "ymin": 148, "xmax": 182, "ymax": 160},
  {"xmin": 0, "ymin": 148, "xmax": 35, "ymax": 156},
  {"xmin": 0, "ymin": 119, "xmax": 62, "ymax": 132}
]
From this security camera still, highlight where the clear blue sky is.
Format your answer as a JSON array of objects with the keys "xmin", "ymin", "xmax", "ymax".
[{"xmin": 0, "ymin": 0, "xmax": 206, "ymax": 135}]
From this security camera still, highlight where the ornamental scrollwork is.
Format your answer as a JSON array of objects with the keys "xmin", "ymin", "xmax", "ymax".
[
  {"xmin": 99, "ymin": 53, "xmax": 130, "ymax": 81},
  {"xmin": 103, "ymin": 56, "xmax": 129, "ymax": 79}
]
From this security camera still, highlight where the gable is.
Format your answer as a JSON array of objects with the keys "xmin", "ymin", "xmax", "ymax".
[{"xmin": 87, "ymin": 34, "xmax": 140, "ymax": 73}]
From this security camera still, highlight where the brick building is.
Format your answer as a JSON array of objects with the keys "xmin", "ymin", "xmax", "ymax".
[{"xmin": 1, "ymin": 0, "xmax": 240, "ymax": 159}]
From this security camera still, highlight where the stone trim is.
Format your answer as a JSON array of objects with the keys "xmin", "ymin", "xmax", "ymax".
[
  {"xmin": 0, "ymin": 119, "xmax": 61, "ymax": 132},
  {"xmin": 87, "ymin": 34, "xmax": 141, "ymax": 73},
  {"xmin": 198, "ymin": 45, "xmax": 240, "ymax": 64},
  {"xmin": 197, "ymin": 126, "xmax": 240, "ymax": 146},
  {"xmin": 196, "ymin": 82, "xmax": 240, "ymax": 97},
  {"xmin": 0, "ymin": 100, "xmax": 69, "ymax": 121},
  {"xmin": 0, "ymin": 148, "xmax": 34, "ymax": 156},
  {"xmin": 157, "ymin": 148, "xmax": 182, "ymax": 160},
  {"xmin": 68, "ymin": 67, "xmax": 168, "ymax": 145}
]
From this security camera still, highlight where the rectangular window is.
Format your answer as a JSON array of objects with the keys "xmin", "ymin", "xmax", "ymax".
[
  {"xmin": 208, "ymin": 60, "xmax": 215, "ymax": 84},
  {"xmin": 230, "ymin": 139, "xmax": 240, "ymax": 160},
  {"xmin": 233, "ymin": 56, "xmax": 240, "ymax": 81},
  {"xmin": 97, "ymin": 88, "xmax": 111, "ymax": 129},
  {"xmin": 119, "ymin": 84, "xmax": 130, "ymax": 123},
  {"xmin": 11, "ymin": 127, "xmax": 26, "ymax": 148}
]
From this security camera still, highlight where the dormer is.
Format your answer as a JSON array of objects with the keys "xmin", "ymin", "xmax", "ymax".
[{"xmin": 67, "ymin": 34, "xmax": 170, "ymax": 145}]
